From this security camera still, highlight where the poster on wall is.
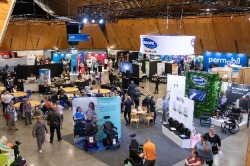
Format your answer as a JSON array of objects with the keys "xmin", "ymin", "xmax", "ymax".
[
  {"xmin": 172, "ymin": 64, "xmax": 178, "ymax": 75},
  {"xmin": 169, "ymin": 92, "xmax": 194, "ymax": 129},
  {"xmin": 220, "ymin": 82, "xmax": 250, "ymax": 109},
  {"xmin": 232, "ymin": 68, "xmax": 239, "ymax": 78},
  {"xmin": 157, "ymin": 63, "xmax": 165, "ymax": 75},
  {"xmin": 203, "ymin": 52, "xmax": 247, "ymax": 71},
  {"xmin": 139, "ymin": 35, "xmax": 195, "ymax": 55},
  {"xmin": 72, "ymin": 97, "xmax": 121, "ymax": 149},
  {"xmin": 167, "ymin": 75, "xmax": 186, "ymax": 96}
]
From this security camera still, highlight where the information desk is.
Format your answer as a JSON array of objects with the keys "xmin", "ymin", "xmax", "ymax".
[
  {"xmin": 162, "ymin": 125, "xmax": 191, "ymax": 149},
  {"xmin": 92, "ymin": 89, "xmax": 111, "ymax": 94},
  {"xmin": 11, "ymin": 92, "xmax": 27, "ymax": 98},
  {"xmin": 14, "ymin": 101, "xmax": 40, "ymax": 108},
  {"xmin": 151, "ymin": 75, "xmax": 167, "ymax": 84},
  {"xmin": 23, "ymin": 83, "xmax": 39, "ymax": 92}
]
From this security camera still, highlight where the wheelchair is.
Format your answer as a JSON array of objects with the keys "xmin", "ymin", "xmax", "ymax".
[
  {"xmin": 129, "ymin": 134, "xmax": 143, "ymax": 166},
  {"xmin": 83, "ymin": 123, "xmax": 98, "ymax": 151},
  {"xmin": 102, "ymin": 116, "xmax": 120, "ymax": 150},
  {"xmin": 220, "ymin": 116, "xmax": 240, "ymax": 134}
]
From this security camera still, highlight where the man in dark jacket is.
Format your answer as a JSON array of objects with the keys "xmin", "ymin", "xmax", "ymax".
[
  {"xmin": 47, "ymin": 109, "xmax": 62, "ymax": 143},
  {"xmin": 123, "ymin": 96, "xmax": 134, "ymax": 125},
  {"xmin": 128, "ymin": 80, "xmax": 136, "ymax": 101},
  {"xmin": 154, "ymin": 75, "xmax": 160, "ymax": 94}
]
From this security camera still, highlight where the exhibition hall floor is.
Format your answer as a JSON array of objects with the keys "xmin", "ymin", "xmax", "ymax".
[{"xmin": 0, "ymin": 71, "xmax": 249, "ymax": 166}]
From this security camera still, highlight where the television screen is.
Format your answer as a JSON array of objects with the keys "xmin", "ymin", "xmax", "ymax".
[
  {"xmin": 189, "ymin": 89, "xmax": 206, "ymax": 102},
  {"xmin": 120, "ymin": 62, "xmax": 133, "ymax": 74}
]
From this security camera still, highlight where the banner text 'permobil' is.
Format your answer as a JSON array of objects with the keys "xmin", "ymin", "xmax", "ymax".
[
  {"xmin": 139, "ymin": 35, "xmax": 195, "ymax": 55},
  {"xmin": 203, "ymin": 52, "xmax": 247, "ymax": 71}
]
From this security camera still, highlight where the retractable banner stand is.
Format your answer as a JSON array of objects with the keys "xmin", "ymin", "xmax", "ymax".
[
  {"xmin": 220, "ymin": 82, "xmax": 250, "ymax": 107},
  {"xmin": 169, "ymin": 92, "xmax": 194, "ymax": 129},
  {"xmin": 157, "ymin": 63, "xmax": 165, "ymax": 75},
  {"xmin": 167, "ymin": 75, "xmax": 186, "ymax": 96},
  {"xmin": 140, "ymin": 35, "xmax": 195, "ymax": 55},
  {"xmin": 72, "ymin": 97, "xmax": 121, "ymax": 150}
]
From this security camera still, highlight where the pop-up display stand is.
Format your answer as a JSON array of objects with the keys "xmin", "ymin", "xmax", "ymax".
[
  {"xmin": 0, "ymin": 144, "xmax": 15, "ymax": 166},
  {"xmin": 39, "ymin": 69, "xmax": 51, "ymax": 84},
  {"xmin": 162, "ymin": 92, "xmax": 194, "ymax": 149}
]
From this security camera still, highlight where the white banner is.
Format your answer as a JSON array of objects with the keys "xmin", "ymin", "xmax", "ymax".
[
  {"xmin": 167, "ymin": 75, "xmax": 186, "ymax": 96},
  {"xmin": 157, "ymin": 63, "xmax": 165, "ymax": 75},
  {"xmin": 140, "ymin": 35, "xmax": 195, "ymax": 55},
  {"xmin": 26, "ymin": 55, "xmax": 35, "ymax": 65},
  {"xmin": 169, "ymin": 92, "xmax": 194, "ymax": 129}
]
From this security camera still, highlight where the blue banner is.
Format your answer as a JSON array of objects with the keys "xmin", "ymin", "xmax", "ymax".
[
  {"xmin": 68, "ymin": 34, "xmax": 90, "ymax": 42},
  {"xmin": 52, "ymin": 53, "xmax": 66, "ymax": 63},
  {"xmin": 203, "ymin": 52, "xmax": 248, "ymax": 71}
]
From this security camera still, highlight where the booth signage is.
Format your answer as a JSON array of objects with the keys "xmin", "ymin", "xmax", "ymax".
[
  {"xmin": 139, "ymin": 35, "xmax": 195, "ymax": 55},
  {"xmin": 68, "ymin": 34, "xmax": 90, "ymax": 42},
  {"xmin": 203, "ymin": 52, "xmax": 247, "ymax": 71},
  {"xmin": 191, "ymin": 76, "xmax": 207, "ymax": 86},
  {"xmin": 167, "ymin": 75, "xmax": 186, "ymax": 96}
]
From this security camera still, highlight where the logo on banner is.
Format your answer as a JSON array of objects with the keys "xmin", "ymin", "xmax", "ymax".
[
  {"xmin": 208, "ymin": 57, "xmax": 240, "ymax": 66},
  {"xmin": 191, "ymin": 76, "xmax": 207, "ymax": 86},
  {"xmin": 191, "ymin": 39, "xmax": 195, "ymax": 48},
  {"xmin": 69, "ymin": 36, "xmax": 75, "ymax": 39},
  {"xmin": 142, "ymin": 38, "xmax": 157, "ymax": 49}
]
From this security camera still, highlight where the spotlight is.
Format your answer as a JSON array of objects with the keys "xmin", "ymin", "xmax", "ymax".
[
  {"xmin": 83, "ymin": 18, "xmax": 88, "ymax": 24},
  {"xmin": 91, "ymin": 19, "xmax": 95, "ymax": 23},
  {"xmin": 98, "ymin": 18, "xmax": 104, "ymax": 24}
]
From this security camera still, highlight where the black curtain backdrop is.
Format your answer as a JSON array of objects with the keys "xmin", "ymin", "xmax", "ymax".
[
  {"xmin": 165, "ymin": 63, "xmax": 172, "ymax": 74},
  {"xmin": 15, "ymin": 64, "xmax": 63, "ymax": 79},
  {"xmin": 132, "ymin": 64, "xmax": 139, "ymax": 78},
  {"xmin": 149, "ymin": 60, "xmax": 160, "ymax": 79},
  {"xmin": 129, "ymin": 52, "xmax": 139, "ymax": 62}
]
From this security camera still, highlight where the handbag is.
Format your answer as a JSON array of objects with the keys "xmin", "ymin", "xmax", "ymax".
[{"xmin": 5, "ymin": 113, "xmax": 10, "ymax": 120}]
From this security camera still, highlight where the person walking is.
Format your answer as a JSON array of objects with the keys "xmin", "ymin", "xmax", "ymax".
[
  {"xmin": 123, "ymin": 96, "xmax": 134, "ymax": 126},
  {"xmin": 193, "ymin": 135, "xmax": 213, "ymax": 166},
  {"xmin": 2, "ymin": 91, "xmax": 13, "ymax": 116},
  {"xmin": 161, "ymin": 96, "xmax": 169, "ymax": 123},
  {"xmin": 140, "ymin": 137, "xmax": 156, "ymax": 166},
  {"xmin": 108, "ymin": 70, "xmax": 114, "ymax": 85},
  {"xmin": 23, "ymin": 98, "xmax": 32, "ymax": 125},
  {"xmin": 1, "ymin": 90, "xmax": 7, "ymax": 116},
  {"xmin": 204, "ymin": 126, "xmax": 222, "ymax": 166},
  {"xmin": 6, "ymin": 101, "xmax": 18, "ymax": 130},
  {"xmin": 47, "ymin": 108, "xmax": 62, "ymax": 143},
  {"xmin": 154, "ymin": 75, "xmax": 160, "ymax": 94},
  {"xmin": 128, "ymin": 80, "xmax": 136, "ymax": 102},
  {"xmin": 55, "ymin": 100, "xmax": 64, "ymax": 129},
  {"xmin": 32, "ymin": 116, "xmax": 48, "ymax": 153}
]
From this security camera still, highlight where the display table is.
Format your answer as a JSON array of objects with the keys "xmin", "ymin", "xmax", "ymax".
[
  {"xmin": 132, "ymin": 109, "xmax": 147, "ymax": 123},
  {"xmin": 92, "ymin": 89, "xmax": 111, "ymax": 94},
  {"xmin": 11, "ymin": 92, "xmax": 27, "ymax": 98},
  {"xmin": 63, "ymin": 87, "xmax": 79, "ymax": 93},
  {"xmin": 162, "ymin": 125, "xmax": 192, "ymax": 149},
  {"xmin": 151, "ymin": 75, "xmax": 167, "ymax": 84},
  {"xmin": 23, "ymin": 83, "xmax": 39, "ymax": 92},
  {"xmin": 211, "ymin": 117, "xmax": 247, "ymax": 131},
  {"xmin": 70, "ymin": 73, "xmax": 78, "ymax": 82},
  {"xmin": 14, "ymin": 101, "xmax": 40, "ymax": 108},
  {"xmin": 0, "ymin": 87, "xmax": 6, "ymax": 91}
]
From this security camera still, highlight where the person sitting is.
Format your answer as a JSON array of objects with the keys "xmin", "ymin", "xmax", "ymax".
[
  {"xmin": 60, "ymin": 92, "xmax": 71, "ymax": 108},
  {"xmin": 73, "ymin": 107, "xmax": 85, "ymax": 122},
  {"xmin": 44, "ymin": 98, "xmax": 53, "ymax": 110},
  {"xmin": 57, "ymin": 86, "xmax": 65, "ymax": 95},
  {"xmin": 11, "ymin": 85, "xmax": 18, "ymax": 93},
  {"xmin": 50, "ymin": 91, "xmax": 58, "ymax": 103},
  {"xmin": 95, "ymin": 89, "xmax": 104, "ymax": 97},
  {"xmin": 142, "ymin": 95, "xmax": 150, "ymax": 111},
  {"xmin": 185, "ymin": 150, "xmax": 201, "ymax": 166}
]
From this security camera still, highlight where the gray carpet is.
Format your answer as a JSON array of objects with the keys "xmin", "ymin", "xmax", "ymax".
[{"xmin": 62, "ymin": 116, "xmax": 229, "ymax": 166}]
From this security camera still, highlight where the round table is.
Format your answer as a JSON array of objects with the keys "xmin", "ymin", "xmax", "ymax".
[
  {"xmin": 62, "ymin": 87, "xmax": 79, "ymax": 93},
  {"xmin": 14, "ymin": 101, "xmax": 40, "ymax": 108},
  {"xmin": 0, "ymin": 87, "xmax": 6, "ymax": 91},
  {"xmin": 11, "ymin": 92, "xmax": 27, "ymax": 98},
  {"xmin": 131, "ymin": 109, "xmax": 147, "ymax": 115},
  {"xmin": 92, "ymin": 89, "xmax": 111, "ymax": 94}
]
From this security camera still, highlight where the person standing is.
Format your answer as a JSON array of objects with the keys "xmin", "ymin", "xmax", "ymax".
[
  {"xmin": 32, "ymin": 116, "xmax": 48, "ymax": 153},
  {"xmin": 104, "ymin": 58, "xmax": 108, "ymax": 69},
  {"xmin": 109, "ymin": 70, "xmax": 114, "ymax": 85},
  {"xmin": 204, "ymin": 126, "xmax": 222, "ymax": 166},
  {"xmin": 123, "ymin": 96, "xmax": 134, "ymax": 126},
  {"xmin": 193, "ymin": 135, "xmax": 213, "ymax": 166},
  {"xmin": 128, "ymin": 80, "xmax": 136, "ymax": 102},
  {"xmin": 154, "ymin": 75, "xmax": 160, "ymax": 94},
  {"xmin": 55, "ymin": 101, "xmax": 64, "ymax": 129},
  {"xmin": 161, "ymin": 96, "xmax": 169, "ymax": 123},
  {"xmin": 6, "ymin": 101, "xmax": 18, "ymax": 130},
  {"xmin": 134, "ymin": 89, "xmax": 141, "ymax": 109},
  {"xmin": 117, "ymin": 86, "xmax": 125, "ymax": 113},
  {"xmin": 23, "ymin": 98, "xmax": 32, "ymax": 125},
  {"xmin": 149, "ymin": 96, "xmax": 156, "ymax": 124},
  {"xmin": 47, "ymin": 108, "xmax": 62, "ymax": 143},
  {"xmin": 140, "ymin": 137, "xmax": 156, "ymax": 166},
  {"xmin": 1, "ymin": 90, "xmax": 7, "ymax": 116}
]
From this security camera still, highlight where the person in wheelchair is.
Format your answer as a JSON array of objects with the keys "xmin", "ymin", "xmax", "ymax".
[
  {"xmin": 129, "ymin": 136, "xmax": 143, "ymax": 165},
  {"xmin": 73, "ymin": 107, "xmax": 86, "ymax": 122},
  {"xmin": 73, "ymin": 107, "xmax": 86, "ymax": 137}
]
